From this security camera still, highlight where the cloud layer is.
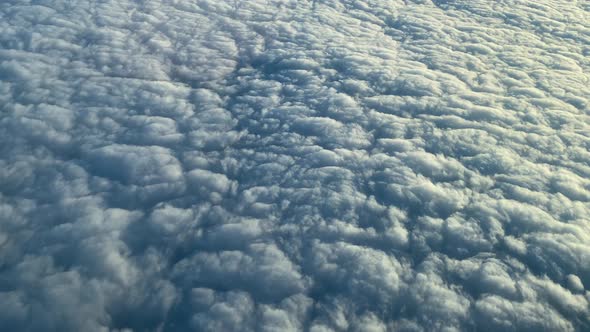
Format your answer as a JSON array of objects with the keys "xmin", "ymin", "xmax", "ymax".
[{"xmin": 1, "ymin": 0, "xmax": 589, "ymax": 330}]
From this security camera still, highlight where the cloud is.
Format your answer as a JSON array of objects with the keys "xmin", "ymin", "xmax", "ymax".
[{"xmin": 1, "ymin": 0, "xmax": 589, "ymax": 331}]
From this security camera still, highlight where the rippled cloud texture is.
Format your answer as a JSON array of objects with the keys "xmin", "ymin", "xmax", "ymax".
[{"xmin": 1, "ymin": 0, "xmax": 590, "ymax": 331}]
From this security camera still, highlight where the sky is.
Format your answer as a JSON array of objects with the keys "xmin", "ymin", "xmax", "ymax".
[{"xmin": 1, "ymin": 0, "xmax": 589, "ymax": 331}]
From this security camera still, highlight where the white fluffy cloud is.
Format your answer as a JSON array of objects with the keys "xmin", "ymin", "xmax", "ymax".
[{"xmin": 1, "ymin": 0, "xmax": 589, "ymax": 330}]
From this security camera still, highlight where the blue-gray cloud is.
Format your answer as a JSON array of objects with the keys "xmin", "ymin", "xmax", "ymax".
[{"xmin": 1, "ymin": 0, "xmax": 589, "ymax": 331}]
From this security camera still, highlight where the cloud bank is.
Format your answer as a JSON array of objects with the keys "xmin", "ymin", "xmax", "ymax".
[{"xmin": 1, "ymin": 0, "xmax": 589, "ymax": 330}]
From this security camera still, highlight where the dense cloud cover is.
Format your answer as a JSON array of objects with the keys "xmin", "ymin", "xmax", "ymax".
[{"xmin": 1, "ymin": 0, "xmax": 590, "ymax": 330}]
